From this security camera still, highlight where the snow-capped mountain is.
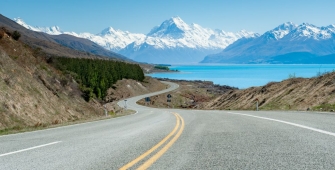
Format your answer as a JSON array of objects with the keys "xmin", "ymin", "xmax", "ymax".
[
  {"xmin": 70, "ymin": 27, "xmax": 146, "ymax": 51},
  {"xmin": 14, "ymin": 18, "xmax": 145, "ymax": 51},
  {"xmin": 262, "ymin": 22, "xmax": 297, "ymax": 40},
  {"xmin": 14, "ymin": 18, "xmax": 63, "ymax": 35},
  {"xmin": 287, "ymin": 23, "xmax": 335, "ymax": 40},
  {"xmin": 202, "ymin": 22, "xmax": 335, "ymax": 64},
  {"xmin": 118, "ymin": 17, "xmax": 257, "ymax": 63},
  {"xmin": 14, "ymin": 17, "xmax": 257, "ymax": 64}
]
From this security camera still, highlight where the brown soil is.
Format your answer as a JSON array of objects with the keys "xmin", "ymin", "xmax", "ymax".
[
  {"xmin": 103, "ymin": 77, "xmax": 168, "ymax": 113},
  {"xmin": 139, "ymin": 73, "xmax": 335, "ymax": 112},
  {"xmin": 205, "ymin": 73, "xmax": 335, "ymax": 111},
  {"xmin": 0, "ymin": 32, "xmax": 102, "ymax": 133},
  {"xmin": 137, "ymin": 79, "xmax": 236, "ymax": 109},
  {"xmin": 0, "ymin": 30, "xmax": 166, "ymax": 134}
]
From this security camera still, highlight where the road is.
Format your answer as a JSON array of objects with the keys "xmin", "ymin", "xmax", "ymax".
[{"xmin": 2, "ymin": 81, "xmax": 335, "ymax": 169}]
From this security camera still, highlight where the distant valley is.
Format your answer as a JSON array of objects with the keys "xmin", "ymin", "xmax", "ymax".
[{"xmin": 15, "ymin": 17, "xmax": 335, "ymax": 64}]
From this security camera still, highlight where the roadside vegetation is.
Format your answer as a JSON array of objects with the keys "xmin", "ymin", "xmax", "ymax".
[
  {"xmin": 0, "ymin": 27, "xmax": 151, "ymax": 135},
  {"xmin": 50, "ymin": 57, "xmax": 145, "ymax": 101},
  {"xmin": 0, "ymin": 27, "xmax": 20, "ymax": 41},
  {"xmin": 154, "ymin": 65, "xmax": 170, "ymax": 71}
]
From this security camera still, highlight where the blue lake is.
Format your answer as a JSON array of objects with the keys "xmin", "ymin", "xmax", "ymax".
[{"xmin": 147, "ymin": 64, "xmax": 335, "ymax": 89}]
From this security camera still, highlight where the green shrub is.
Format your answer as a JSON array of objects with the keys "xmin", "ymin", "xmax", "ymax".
[
  {"xmin": 154, "ymin": 65, "xmax": 170, "ymax": 70},
  {"xmin": 12, "ymin": 31, "xmax": 21, "ymax": 41},
  {"xmin": 81, "ymin": 86, "xmax": 94, "ymax": 102},
  {"xmin": 51, "ymin": 57, "xmax": 145, "ymax": 101},
  {"xmin": 12, "ymin": 30, "xmax": 21, "ymax": 41}
]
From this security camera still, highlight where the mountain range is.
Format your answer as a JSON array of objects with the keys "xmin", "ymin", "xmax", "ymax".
[
  {"xmin": 0, "ymin": 15, "xmax": 128, "ymax": 61},
  {"xmin": 14, "ymin": 17, "xmax": 257, "ymax": 64},
  {"xmin": 14, "ymin": 17, "xmax": 335, "ymax": 64},
  {"xmin": 202, "ymin": 22, "xmax": 335, "ymax": 64}
]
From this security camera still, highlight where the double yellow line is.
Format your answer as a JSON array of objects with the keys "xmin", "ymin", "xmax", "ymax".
[{"xmin": 120, "ymin": 112, "xmax": 184, "ymax": 170}]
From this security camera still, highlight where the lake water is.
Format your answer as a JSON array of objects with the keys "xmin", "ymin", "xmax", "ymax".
[{"xmin": 147, "ymin": 64, "xmax": 335, "ymax": 89}]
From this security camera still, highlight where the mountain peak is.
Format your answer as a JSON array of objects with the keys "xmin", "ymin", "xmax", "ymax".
[
  {"xmin": 291, "ymin": 23, "xmax": 321, "ymax": 39},
  {"xmin": 14, "ymin": 17, "xmax": 62, "ymax": 35},
  {"xmin": 170, "ymin": 16, "xmax": 186, "ymax": 26},
  {"xmin": 100, "ymin": 27, "xmax": 117, "ymax": 35},
  {"xmin": 14, "ymin": 17, "xmax": 24, "ymax": 24},
  {"xmin": 14, "ymin": 17, "xmax": 33, "ymax": 30},
  {"xmin": 147, "ymin": 16, "xmax": 190, "ymax": 38},
  {"xmin": 263, "ymin": 22, "xmax": 297, "ymax": 40}
]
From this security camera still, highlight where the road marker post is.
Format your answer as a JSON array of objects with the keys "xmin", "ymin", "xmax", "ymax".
[
  {"xmin": 255, "ymin": 98, "xmax": 259, "ymax": 111},
  {"xmin": 124, "ymin": 100, "xmax": 127, "ymax": 110},
  {"xmin": 103, "ymin": 104, "xmax": 107, "ymax": 117},
  {"xmin": 167, "ymin": 94, "xmax": 172, "ymax": 108},
  {"xmin": 145, "ymin": 97, "xmax": 151, "ymax": 105}
]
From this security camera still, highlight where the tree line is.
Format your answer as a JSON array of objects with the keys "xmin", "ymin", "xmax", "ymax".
[{"xmin": 51, "ymin": 57, "xmax": 145, "ymax": 101}]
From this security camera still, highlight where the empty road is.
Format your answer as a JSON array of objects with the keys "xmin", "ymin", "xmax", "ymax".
[{"xmin": 1, "ymin": 81, "xmax": 335, "ymax": 169}]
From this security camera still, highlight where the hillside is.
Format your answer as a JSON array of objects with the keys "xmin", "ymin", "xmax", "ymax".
[
  {"xmin": 137, "ymin": 73, "xmax": 335, "ymax": 112},
  {"xmin": 0, "ymin": 27, "xmax": 166, "ymax": 134},
  {"xmin": 0, "ymin": 29, "xmax": 102, "ymax": 132},
  {"xmin": 204, "ymin": 72, "xmax": 335, "ymax": 111},
  {"xmin": 0, "ymin": 14, "xmax": 129, "ymax": 61},
  {"xmin": 202, "ymin": 22, "xmax": 335, "ymax": 64}
]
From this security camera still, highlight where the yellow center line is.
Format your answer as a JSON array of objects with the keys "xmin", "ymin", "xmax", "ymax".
[
  {"xmin": 136, "ymin": 113, "xmax": 185, "ymax": 170},
  {"xmin": 119, "ymin": 113, "xmax": 181, "ymax": 170}
]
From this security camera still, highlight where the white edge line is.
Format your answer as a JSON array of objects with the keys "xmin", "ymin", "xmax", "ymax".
[
  {"xmin": 0, "ymin": 141, "xmax": 62, "ymax": 157},
  {"xmin": 228, "ymin": 112, "xmax": 335, "ymax": 137}
]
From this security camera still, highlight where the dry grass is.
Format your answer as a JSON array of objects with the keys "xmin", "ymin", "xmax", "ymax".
[
  {"xmin": 205, "ymin": 73, "xmax": 335, "ymax": 111},
  {"xmin": 0, "ymin": 32, "xmax": 104, "ymax": 134},
  {"xmin": 136, "ymin": 80, "xmax": 230, "ymax": 109}
]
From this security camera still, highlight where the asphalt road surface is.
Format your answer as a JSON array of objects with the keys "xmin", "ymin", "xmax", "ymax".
[{"xmin": 2, "ymin": 81, "xmax": 335, "ymax": 169}]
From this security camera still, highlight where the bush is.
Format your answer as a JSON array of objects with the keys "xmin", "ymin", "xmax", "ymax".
[
  {"xmin": 154, "ymin": 65, "xmax": 170, "ymax": 70},
  {"xmin": 81, "ymin": 86, "xmax": 94, "ymax": 102},
  {"xmin": 51, "ymin": 57, "xmax": 145, "ymax": 101},
  {"xmin": 12, "ymin": 30, "xmax": 21, "ymax": 41}
]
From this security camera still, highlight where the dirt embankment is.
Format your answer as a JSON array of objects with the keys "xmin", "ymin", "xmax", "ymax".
[
  {"xmin": 0, "ymin": 31, "xmax": 103, "ymax": 132},
  {"xmin": 205, "ymin": 73, "xmax": 335, "ymax": 111},
  {"xmin": 137, "ymin": 79, "xmax": 236, "ymax": 109},
  {"xmin": 103, "ymin": 77, "xmax": 168, "ymax": 113},
  {"xmin": 138, "ymin": 73, "xmax": 335, "ymax": 112},
  {"xmin": 0, "ymin": 29, "xmax": 167, "ymax": 134}
]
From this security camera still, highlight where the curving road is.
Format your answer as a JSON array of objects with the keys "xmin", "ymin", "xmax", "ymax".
[{"xmin": 2, "ymin": 81, "xmax": 335, "ymax": 169}]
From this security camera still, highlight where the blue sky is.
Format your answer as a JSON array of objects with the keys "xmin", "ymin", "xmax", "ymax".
[{"xmin": 1, "ymin": 0, "xmax": 335, "ymax": 34}]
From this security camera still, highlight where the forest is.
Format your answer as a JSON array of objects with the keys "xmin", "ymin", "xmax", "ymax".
[{"xmin": 51, "ymin": 57, "xmax": 145, "ymax": 101}]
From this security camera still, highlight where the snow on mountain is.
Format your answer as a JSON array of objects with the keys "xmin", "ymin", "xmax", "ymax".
[
  {"xmin": 14, "ymin": 17, "xmax": 256, "ymax": 63},
  {"xmin": 142, "ymin": 16, "xmax": 257, "ymax": 50},
  {"xmin": 147, "ymin": 16, "xmax": 189, "ymax": 38},
  {"xmin": 71, "ymin": 27, "xmax": 146, "ymax": 51},
  {"xmin": 287, "ymin": 23, "xmax": 335, "ymax": 40},
  {"xmin": 202, "ymin": 22, "xmax": 335, "ymax": 64},
  {"xmin": 117, "ymin": 17, "xmax": 257, "ymax": 63},
  {"xmin": 14, "ymin": 18, "xmax": 145, "ymax": 51},
  {"xmin": 262, "ymin": 22, "xmax": 297, "ymax": 40},
  {"xmin": 14, "ymin": 18, "xmax": 63, "ymax": 35}
]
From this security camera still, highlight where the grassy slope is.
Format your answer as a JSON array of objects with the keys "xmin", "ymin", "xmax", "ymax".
[
  {"xmin": 0, "ymin": 31, "xmax": 167, "ymax": 134},
  {"xmin": 0, "ymin": 32, "xmax": 103, "ymax": 133},
  {"xmin": 205, "ymin": 73, "xmax": 335, "ymax": 111}
]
